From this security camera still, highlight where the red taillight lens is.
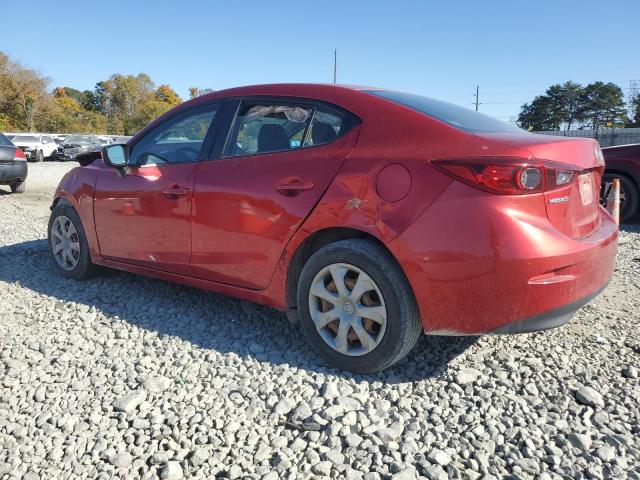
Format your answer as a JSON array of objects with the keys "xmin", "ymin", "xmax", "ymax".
[
  {"xmin": 432, "ymin": 157, "xmax": 581, "ymax": 195},
  {"xmin": 14, "ymin": 148, "xmax": 26, "ymax": 161}
]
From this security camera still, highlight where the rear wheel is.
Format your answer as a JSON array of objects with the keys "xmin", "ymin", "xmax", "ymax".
[
  {"xmin": 48, "ymin": 203, "xmax": 97, "ymax": 280},
  {"xmin": 10, "ymin": 181, "xmax": 25, "ymax": 193},
  {"xmin": 297, "ymin": 239, "xmax": 421, "ymax": 373},
  {"xmin": 600, "ymin": 173, "xmax": 639, "ymax": 222}
]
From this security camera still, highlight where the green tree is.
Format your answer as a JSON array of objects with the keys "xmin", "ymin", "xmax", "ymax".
[
  {"xmin": 91, "ymin": 74, "xmax": 182, "ymax": 134},
  {"xmin": 579, "ymin": 82, "xmax": 627, "ymax": 129},
  {"xmin": 517, "ymin": 95, "xmax": 560, "ymax": 130}
]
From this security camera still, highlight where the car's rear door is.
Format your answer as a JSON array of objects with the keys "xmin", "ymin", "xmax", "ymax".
[
  {"xmin": 190, "ymin": 97, "xmax": 360, "ymax": 289},
  {"xmin": 93, "ymin": 101, "xmax": 225, "ymax": 275}
]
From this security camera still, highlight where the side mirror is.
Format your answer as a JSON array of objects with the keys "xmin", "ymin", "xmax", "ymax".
[{"xmin": 102, "ymin": 144, "xmax": 127, "ymax": 167}]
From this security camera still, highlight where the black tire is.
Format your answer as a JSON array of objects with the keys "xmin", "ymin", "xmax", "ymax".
[
  {"xmin": 10, "ymin": 181, "xmax": 25, "ymax": 193},
  {"xmin": 35, "ymin": 150, "xmax": 44, "ymax": 162},
  {"xmin": 48, "ymin": 203, "xmax": 98, "ymax": 280},
  {"xmin": 297, "ymin": 239, "xmax": 422, "ymax": 373},
  {"xmin": 602, "ymin": 173, "xmax": 639, "ymax": 223}
]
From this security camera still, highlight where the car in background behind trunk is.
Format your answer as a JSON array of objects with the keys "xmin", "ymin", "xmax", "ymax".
[{"xmin": 0, "ymin": 133, "xmax": 27, "ymax": 193}]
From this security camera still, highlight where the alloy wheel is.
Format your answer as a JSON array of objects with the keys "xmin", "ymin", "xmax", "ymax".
[
  {"xmin": 51, "ymin": 215, "xmax": 81, "ymax": 271},
  {"xmin": 308, "ymin": 263, "xmax": 387, "ymax": 356}
]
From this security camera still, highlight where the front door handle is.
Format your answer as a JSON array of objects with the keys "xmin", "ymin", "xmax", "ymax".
[
  {"xmin": 162, "ymin": 185, "xmax": 189, "ymax": 199},
  {"xmin": 275, "ymin": 177, "xmax": 314, "ymax": 196}
]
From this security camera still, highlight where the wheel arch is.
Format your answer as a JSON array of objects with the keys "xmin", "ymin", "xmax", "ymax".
[{"xmin": 284, "ymin": 226, "xmax": 413, "ymax": 319}]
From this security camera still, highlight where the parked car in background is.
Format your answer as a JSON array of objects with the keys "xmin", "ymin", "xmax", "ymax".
[
  {"xmin": 11, "ymin": 134, "xmax": 58, "ymax": 161},
  {"xmin": 600, "ymin": 143, "xmax": 640, "ymax": 222},
  {"xmin": 111, "ymin": 136, "xmax": 133, "ymax": 144},
  {"xmin": 0, "ymin": 133, "xmax": 27, "ymax": 193},
  {"xmin": 48, "ymin": 84, "xmax": 617, "ymax": 372},
  {"xmin": 58, "ymin": 135, "xmax": 102, "ymax": 161}
]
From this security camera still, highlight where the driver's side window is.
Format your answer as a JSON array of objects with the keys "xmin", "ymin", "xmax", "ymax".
[{"xmin": 129, "ymin": 104, "xmax": 219, "ymax": 166}]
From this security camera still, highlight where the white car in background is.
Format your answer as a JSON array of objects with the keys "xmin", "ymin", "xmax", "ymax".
[{"xmin": 10, "ymin": 134, "xmax": 58, "ymax": 162}]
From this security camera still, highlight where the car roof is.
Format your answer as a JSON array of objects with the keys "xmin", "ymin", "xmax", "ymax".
[{"xmin": 187, "ymin": 83, "xmax": 385, "ymax": 106}]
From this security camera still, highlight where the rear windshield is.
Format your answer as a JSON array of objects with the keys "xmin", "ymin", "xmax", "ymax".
[
  {"xmin": 0, "ymin": 133, "xmax": 12, "ymax": 146},
  {"xmin": 365, "ymin": 90, "xmax": 522, "ymax": 133}
]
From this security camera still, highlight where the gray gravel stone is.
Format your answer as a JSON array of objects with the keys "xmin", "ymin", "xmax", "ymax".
[
  {"xmin": 575, "ymin": 386, "xmax": 605, "ymax": 407},
  {"xmin": 456, "ymin": 368, "xmax": 481, "ymax": 385},
  {"xmin": 567, "ymin": 432, "xmax": 592, "ymax": 451},
  {"xmin": 160, "ymin": 461, "xmax": 184, "ymax": 479},
  {"xmin": 596, "ymin": 446, "xmax": 616, "ymax": 462},
  {"xmin": 427, "ymin": 448, "xmax": 451, "ymax": 466},
  {"xmin": 112, "ymin": 390, "xmax": 147, "ymax": 413}
]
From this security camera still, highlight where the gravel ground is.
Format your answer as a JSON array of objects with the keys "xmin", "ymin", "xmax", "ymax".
[{"xmin": 1, "ymin": 162, "xmax": 639, "ymax": 480}]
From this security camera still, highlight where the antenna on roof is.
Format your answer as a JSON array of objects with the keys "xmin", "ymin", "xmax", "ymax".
[{"xmin": 333, "ymin": 49, "xmax": 337, "ymax": 84}]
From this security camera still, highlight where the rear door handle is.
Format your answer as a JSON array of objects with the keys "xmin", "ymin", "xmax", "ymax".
[
  {"xmin": 275, "ymin": 177, "xmax": 314, "ymax": 196},
  {"xmin": 162, "ymin": 185, "xmax": 189, "ymax": 199}
]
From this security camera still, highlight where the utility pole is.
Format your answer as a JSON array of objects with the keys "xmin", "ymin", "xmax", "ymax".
[
  {"xmin": 473, "ymin": 85, "xmax": 480, "ymax": 111},
  {"xmin": 333, "ymin": 49, "xmax": 337, "ymax": 84}
]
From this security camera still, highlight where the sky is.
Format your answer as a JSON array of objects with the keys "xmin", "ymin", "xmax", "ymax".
[{"xmin": 2, "ymin": 0, "xmax": 639, "ymax": 124}]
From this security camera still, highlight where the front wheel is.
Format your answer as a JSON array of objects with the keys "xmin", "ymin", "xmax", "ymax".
[
  {"xmin": 297, "ymin": 239, "xmax": 422, "ymax": 373},
  {"xmin": 48, "ymin": 203, "xmax": 97, "ymax": 280}
]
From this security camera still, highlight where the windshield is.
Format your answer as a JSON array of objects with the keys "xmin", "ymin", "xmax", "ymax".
[
  {"xmin": 12, "ymin": 135, "xmax": 40, "ymax": 143},
  {"xmin": 64, "ymin": 135, "xmax": 93, "ymax": 145},
  {"xmin": 365, "ymin": 90, "xmax": 522, "ymax": 133}
]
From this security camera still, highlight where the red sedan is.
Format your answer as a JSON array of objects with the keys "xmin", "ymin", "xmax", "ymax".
[{"xmin": 48, "ymin": 84, "xmax": 618, "ymax": 373}]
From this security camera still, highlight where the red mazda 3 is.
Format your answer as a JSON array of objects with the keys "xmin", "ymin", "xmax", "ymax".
[{"xmin": 48, "ymin": 84, "xmax": 618, "ymax": 373}]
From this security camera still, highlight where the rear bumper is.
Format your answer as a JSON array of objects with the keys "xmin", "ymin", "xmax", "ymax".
[
  {"xmin": 389, "ymin": 181, "xmax": 618, "ymax": 335},
  {"xmin": 491, "ymin": 282, "xmax": 608, "ymax": 334},
  {"xmin": 0, "ymin": 161, "xmax": 28, "ymax": 184}
]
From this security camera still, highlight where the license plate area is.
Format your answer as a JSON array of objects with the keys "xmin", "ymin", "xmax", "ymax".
[{"xmin": 578, "ymin": 173, "xmax": 593, "ymax": 206}]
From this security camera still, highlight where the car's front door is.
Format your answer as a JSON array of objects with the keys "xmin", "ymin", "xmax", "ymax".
[
  {"xmin": 93, "ymin": 102, "xmax": 223, "ymax": 275},
  {"xmin": 190, "ymin": 98, "xmax": 360, "ymax": 289}
]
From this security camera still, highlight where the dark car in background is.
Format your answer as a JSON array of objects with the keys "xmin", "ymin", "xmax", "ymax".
[
  {"xmin": 58, "ymin": 135, "xmax": 102, "ymax": 161},
  {"xmin": 600, "ymin": 143, "xmax": 640, "ymax": 222},
  {"xmin": 0, "ymin": 133, "xmax": 27, "ymax": 193}
]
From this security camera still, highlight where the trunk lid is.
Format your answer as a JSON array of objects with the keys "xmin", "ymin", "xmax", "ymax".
[{"xmin": 481, "ymin": 133, "xmax": 604, "ymax": 239}]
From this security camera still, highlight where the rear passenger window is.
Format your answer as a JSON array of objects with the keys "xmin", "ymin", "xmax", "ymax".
[
  {"xmin": 303, "ymin": 108, "xmax": 345, "ymax": 147},
  {"xmin": 226, "ymin": 103, "xmax": 313, "ymax": 156}
]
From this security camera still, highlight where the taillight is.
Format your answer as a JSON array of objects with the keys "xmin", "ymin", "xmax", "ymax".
[
  {"xmin": 432, "ymin": 157, "xmax": 581, "ymax": 195},
  {"xmin": 14, "ymin": 148, "xmax": 26, "ymax": 161}
]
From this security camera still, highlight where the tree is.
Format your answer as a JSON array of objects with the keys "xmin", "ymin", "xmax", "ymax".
[
  {"xmin": 518, "ymin": 80, "xmax": 630, "ymax": 131},
  {"xmin": 188, "ymin": 86, "xmax": 214, "ymax": 99},
  {"xmin": 630, "ymin": 94, "xmax": 640, "ymax": 127},
  {"xmin": 155, "ymin": 84, "xmax": 181, "ymax": 106},
  {"xmin": 517, "ymin": 95, "xmax": 560, "ymax": 131},
  {"xmin": 0, "ymin": 51, "xmax": 49, "ymax": 131},
  {"xmin": 579, "ymin": 82, "xmax": 627, "ymax": 129},
  {"xmin": 93, "ymin": 73, "xmax": 177, "ymax": 134}
]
